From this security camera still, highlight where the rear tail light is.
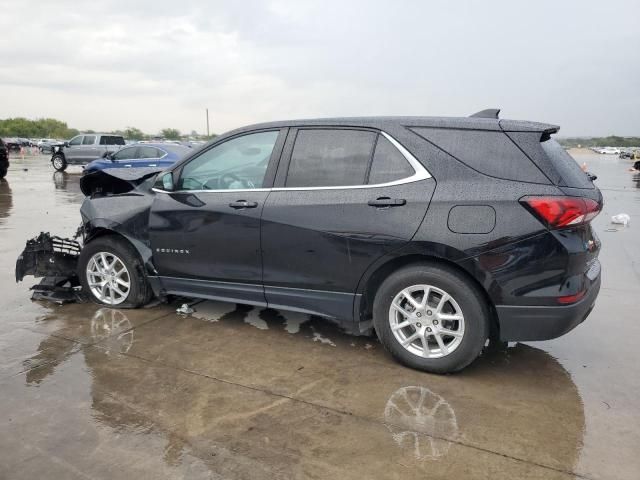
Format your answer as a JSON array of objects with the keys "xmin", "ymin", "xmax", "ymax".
[
  {"xmin": 556, "ymin": 290, "xmax": 586, "ymax": 305},
  {"xmin": 520, "ymin": 196, "xmax": 601, "ymax": 229}
]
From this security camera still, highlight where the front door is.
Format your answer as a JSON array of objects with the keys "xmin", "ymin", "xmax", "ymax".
[
  {"xmin": 261, "ymin": 128, "xmax": 435, "ymax": 319},
  {"xmin": 149, "ymin": 129, "xmax": 285, "ymax": 306}
]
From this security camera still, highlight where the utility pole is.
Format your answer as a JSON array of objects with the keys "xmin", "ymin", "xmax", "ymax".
[{"xmin": 206, "ymin": 108, "xmax": 210, "ymax": 137}]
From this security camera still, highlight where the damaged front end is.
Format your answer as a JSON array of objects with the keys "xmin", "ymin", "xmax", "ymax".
[
  {"xmin": 16, "ymin": 166, "xmax": 164, "ymax": 305},
  {"xmin": 15, "ymin": 232, "xmax": 85, "ymax": 304}
]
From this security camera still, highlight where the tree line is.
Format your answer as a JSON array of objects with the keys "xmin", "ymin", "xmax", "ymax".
[
  {"xmin": 558, "ymin": 136, "xmax": 640, "ymax": 148},
  {"xmin": 0, "ymin": 117, "xmax": 215, "ymax": 141}
]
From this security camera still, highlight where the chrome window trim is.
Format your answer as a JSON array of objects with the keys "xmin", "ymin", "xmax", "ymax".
[{"xmin": 152, "ymin": 131, "xmax": 431, "ymax": 194}]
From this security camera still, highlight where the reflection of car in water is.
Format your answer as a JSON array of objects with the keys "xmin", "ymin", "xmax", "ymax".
[
  {"xmin": 22, "ymin": 306, "xmax": 585, "ymax": 477},
  {"xmin": 0, "ymin": 138, "xmax": 9, "ymax": 179},
  {"xmin": 384, "ymin": 386, "xmax": 458, "ymax": 460},
  {"xmin": 0, "ymin": 178, "xmax": 13, "ymax": 222},
  {"xmin": 52, "ymin": 172, "xmax": 86, "ymax": 204}
]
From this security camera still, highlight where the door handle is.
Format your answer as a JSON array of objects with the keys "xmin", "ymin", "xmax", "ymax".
[
  {"xmin": 368, "ymin": 197, "xmax": 406, "ymax": 207},
  {"xmin": 229, "ymin": 200, "xmax": 258, "ymax": 209}
]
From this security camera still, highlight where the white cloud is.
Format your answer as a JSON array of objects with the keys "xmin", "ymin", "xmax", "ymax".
[{"xmin": 0, "ymin": 0, "xmax": 639, "ymax": 136}]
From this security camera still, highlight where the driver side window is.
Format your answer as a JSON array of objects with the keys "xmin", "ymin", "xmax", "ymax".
[
  {"xmin": 68, "ymin": 136, "xmax": 83, "ymax": 146},
  {"xmin": 179, "ymin": 131, "xmax": 279, "ymax": 191}
]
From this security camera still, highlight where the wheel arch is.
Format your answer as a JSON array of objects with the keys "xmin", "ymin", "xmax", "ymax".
[
  {"xmin": 355, "ymin": 253, "xmax": 499, "ymax": 339},
  {"xmin": 84, "ymin": 225, "xmax": 157, "ymax": 277}
]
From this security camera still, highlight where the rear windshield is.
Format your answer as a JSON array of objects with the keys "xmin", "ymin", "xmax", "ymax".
[
  {"xmin": 540, "ymin": 138, "xmax": 593, "ymax": 188},
  {"xmin": 100, "ymin": 136, "xmax": 126, "ymax": 146}
]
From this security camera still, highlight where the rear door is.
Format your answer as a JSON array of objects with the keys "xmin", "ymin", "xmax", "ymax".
[{"xmin": 261, "ymin": 127, "xmax": 435, "ymax": 319}]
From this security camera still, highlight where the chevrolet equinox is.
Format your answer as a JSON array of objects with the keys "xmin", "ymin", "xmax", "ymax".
[{"xmin": 62, "ymin": 110, "xmax": 602, "ymax": 373}]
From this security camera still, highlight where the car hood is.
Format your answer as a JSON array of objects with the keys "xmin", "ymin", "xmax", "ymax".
[{"xmin": 79, "ymin": 167, "xmax": 163, "ymax": 196}]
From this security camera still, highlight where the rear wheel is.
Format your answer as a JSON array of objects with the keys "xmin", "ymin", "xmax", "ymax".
[
  {"xmin": 52, "ymin": 154, "xmax": 67, "ymax": 172},
  {"xmin": 78, "ymin": 236, "xmax": 152, "ymax": 308},
  {"xmin": 373, "ymin": 263, "xmax": 489, "ymax": 374}
]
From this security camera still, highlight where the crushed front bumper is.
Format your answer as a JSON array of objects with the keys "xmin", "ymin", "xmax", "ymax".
[{"xmin": 15, "ymin": 232, "xmax": 81, "ymax": 283}]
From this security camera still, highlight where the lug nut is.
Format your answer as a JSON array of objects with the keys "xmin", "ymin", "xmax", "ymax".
[
  {"xmin": 427, "ymin": 310, "xmax": 433, "ymax": 315},
  {"xmin": 433, "ymin": 320, "xmax": 438, "ymax": 325},
  {"xmin": 416, "ymin": 312, "xmax": 422, "ymax": 317},
  {"xmin": 426, "ymin": 327, "xmax": 432, "ymax": 332},
  {"xmin": 416, "ymin": 322, "xmax": 422, "ymax": 328}
]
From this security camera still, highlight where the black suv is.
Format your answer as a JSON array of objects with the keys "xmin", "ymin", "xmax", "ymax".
[
  {"xmin": 71, "ymin": 110, "xmax": 602, "ymax": 373},
  {"xmin": 0, "ymin": 138, "xmax": 9, "ymax": 179}
]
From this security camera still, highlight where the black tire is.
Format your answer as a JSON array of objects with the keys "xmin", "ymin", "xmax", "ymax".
[
  {"xmin": 78, "ymin": 235, "xmax": 153, "ymax": 308},
  {"xmin": 0, "ymin": 167, "xmax": 6, "ymax": 179},
  {"xmin": 373, "ymin": 263, "xmax": 489, "ymax": 374},
  {"xmin": 52, "ymin": 154, "xmax": 67, "ymax": 172}
]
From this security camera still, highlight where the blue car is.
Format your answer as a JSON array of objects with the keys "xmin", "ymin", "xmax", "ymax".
[{"xmin": 84, "ymin": 143, "xmax": 191, "ymax": 174}]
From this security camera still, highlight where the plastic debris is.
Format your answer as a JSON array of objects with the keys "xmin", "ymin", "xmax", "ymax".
[
  {"xmin": 176, "ymin": 303, "xmax": 195, "ymax": 315},
  {"xmin": 611, "ymin": 213, "xmax": 631, "ymax": 226}
]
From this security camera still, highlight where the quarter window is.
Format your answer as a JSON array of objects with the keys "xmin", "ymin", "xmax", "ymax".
[
  {"xmin": 368, "ymin": 135, "xmax": 415, "ymax": 184},
  {"xmin": 285, "ymin": 129, "xmax": 376, "ymax": 188},
  {"xmin": 82, "ymin": 136, "xmax": 96, "ymax": 145},
  {"xmin": 179, "ymin": 131, "xmax": 279, "ymax": 190}
]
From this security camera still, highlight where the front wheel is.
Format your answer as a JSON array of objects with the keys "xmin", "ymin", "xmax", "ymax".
[
  {"xmin": 52, "ymin": 154, "xmax": 67, "ymax": 171},
  {"xmin": 373, "ymin": 263, "xmax": 489, "ymax": 374},
  {"xmin": 78, "ymin": 236, "xmax": 153, "ymax": 308},
  {"xmin": 0, "ymin": 166, "xmax": 7, "ymax": 179}
]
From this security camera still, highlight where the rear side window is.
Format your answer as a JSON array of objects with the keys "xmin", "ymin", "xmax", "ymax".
[
  {"xmin": 368, "ymin": 135, "xmax": 415, "ymax": 184},
  {"xmin": 112, "ymin": 147, "xmax": 139, "ymax": 160},
  {"xmin": 138, "ymin": 146, "xmax": 163, "ymax": 159},
  {"xmin": 540, "ymin": 138, "xmax": 592, "ymax": 188},
  {"xmin": 82, "ymin": 136, "xmax": 96, "ymax": 145},
  {"xmin": 411, "ymin": 128, "xmax": 549, "ymax": 184},
  {"xmin": 285, "ymin": 129, "xmax": 376, "ymax": 187}
]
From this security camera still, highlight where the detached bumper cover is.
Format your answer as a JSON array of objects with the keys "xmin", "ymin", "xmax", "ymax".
[
  {"xmin": 16, "ymin": 232, "xmax": 81, "ymax": 282},
  {"xmin": 496, "ymin": 269, "xmax": 601, "ymax": 342}
]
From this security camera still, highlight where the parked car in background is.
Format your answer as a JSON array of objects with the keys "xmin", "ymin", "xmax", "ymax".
[
  {"xmin": 83, "ymin": 143, "xmax": 191, "ymax": 174},
  {"xmin": 51, "ymin": 134, "xmax": 126, "ymax": 171},
  {"xmin": 38, "ymin": 139, "xmax": 64, "ymax": 154},
  {"xmin": 619, "ymin": 149, "xmax": 640, "ymax": 160},
  {"xmin": 2, "ymin": 138, "xmax": 22, "ymax": 151},
  {"xmin": 0, "ymin": 138, "xmax": 9, "ymax": 179},
  {"xmin": 595, "ymin": 147, "xmax": 621, "ymax": 154},
  {"xmin": 38, "ymin": 109, "xmax": 601, "ymax": 374}
]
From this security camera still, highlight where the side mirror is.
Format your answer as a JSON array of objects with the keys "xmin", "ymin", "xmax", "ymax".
[
  {"xmin": 156, "ymin": 172, "xmax": 175, "ymax": 191},
  {"xmin": 64, "ymin": 141, "xmax": 69, "ymax": 147}
]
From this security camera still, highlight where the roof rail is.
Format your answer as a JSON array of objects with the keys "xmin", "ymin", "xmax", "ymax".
[{"xmin": 469, "ymin": 108, "xmax": 500, "ymax": 119}]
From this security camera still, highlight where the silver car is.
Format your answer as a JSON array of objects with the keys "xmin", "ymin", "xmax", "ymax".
[{"xmin": 51, "ymin": 134, "xmax": 126, "ymax": 171}]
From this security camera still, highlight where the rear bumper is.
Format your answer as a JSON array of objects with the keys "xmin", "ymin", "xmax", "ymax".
[{"xmin": 496, "ymin": 271, "xmax": 601, "ymax": 342}]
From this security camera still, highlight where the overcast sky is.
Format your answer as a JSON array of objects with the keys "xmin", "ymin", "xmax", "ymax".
[{"xmin": 1, "ymin": 0, "xmax": 638, "ymax": 136}]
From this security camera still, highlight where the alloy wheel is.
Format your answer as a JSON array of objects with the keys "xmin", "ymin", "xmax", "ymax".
[
  {"xmin": 388, "ymin": 284, "xmax": 465, "ymax": 358},
  {"xmin": 86, "ymin": 252, "xmax": 131, "ymax": 305}
]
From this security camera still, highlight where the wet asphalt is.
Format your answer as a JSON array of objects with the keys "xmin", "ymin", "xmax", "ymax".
[{"xmin": 0, "ymin": 153, "xmax": 638, "ymax": 480}]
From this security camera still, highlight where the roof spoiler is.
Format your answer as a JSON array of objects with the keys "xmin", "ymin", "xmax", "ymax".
[{"xmin": 469, "ymin": 108, "xmax": 501, "ymax": 119}]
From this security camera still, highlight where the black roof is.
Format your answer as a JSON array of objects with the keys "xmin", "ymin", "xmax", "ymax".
[{"xmin": 225, "ymin": 113, "xmax": 559, "ymax": 137}]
